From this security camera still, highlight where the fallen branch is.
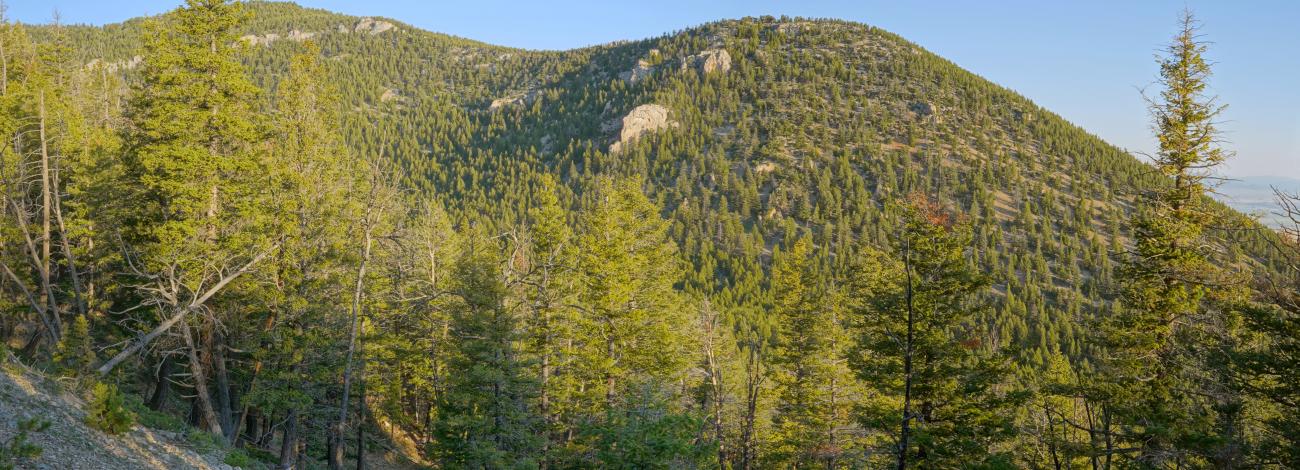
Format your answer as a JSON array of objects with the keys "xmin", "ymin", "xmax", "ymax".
[{"xmin": 96, "ymin": 245, "xmax": 277, "ymax": 376}]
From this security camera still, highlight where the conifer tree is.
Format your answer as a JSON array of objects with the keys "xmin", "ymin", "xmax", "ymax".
[
  {"xmin": 1094, "ymin": 11, "xmax": 1241, "ymax": 467},
  {"xmin": 847, "ymin": 196, "xmax": 1019, "ymax": 468},
  {"xmin": 431, "ymin": 235, "xmax": 542, "ymax": 468},
  {"xmin": 573, "ymin": 179, "xmax": 689, "ymax": 407},
  {"xmin": 101, "ymin": 0, "xmax": 272, "ymax": 442},
  {"xmin": 768, "ymin": 236, "xmax": 855, "ymax": 468}
]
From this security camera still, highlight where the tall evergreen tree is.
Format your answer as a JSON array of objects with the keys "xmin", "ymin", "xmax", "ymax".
[
  {"xmin": 100, "ymin": 0, "xmax": 272, "ymax": 442},
  {"xmin": 1093, "ymin": 11, "xmax": 1242, "ymax": 467},
  {"xmin": 847, "ymin": 196, "xmax": 1020, "ymax": 468},
  {"xmin": 431, "ymin": 234, "xmax": 542, "ymax": 469},
  {"xmin": 768, "ymin": 236, "xmax": 856, "ymax": 468}
]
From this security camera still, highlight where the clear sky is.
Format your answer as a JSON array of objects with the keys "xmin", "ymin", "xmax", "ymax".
[{"xmin": 9, "ymin": 0, "xmax": 1300, "ymax": 179}]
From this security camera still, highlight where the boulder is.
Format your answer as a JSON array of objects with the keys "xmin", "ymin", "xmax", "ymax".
[
  {"xmin": 609, "ymin": 104, "xmax": 672, "ymax": 153},
  {"xmin": 619, "ymin": 59, "xmax": 655, "ymax": 84},
  {"xmin": 286, "ymin": 29, "xmax": 316, "ymax": 41},
  {"xmin": 240, "ymin": 33, "xmax": 279, "ymax": 47},
  {"xmin": 911, "ymin": 101, "xmax": 938, "ymax": 116},
  {"xmin": 682, "ymin": 49, "xmax": 731, "ymax": 75}
]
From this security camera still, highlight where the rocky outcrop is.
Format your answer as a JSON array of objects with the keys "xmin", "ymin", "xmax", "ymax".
[
  {"xmin": 619, "ymin": 60, "xmax": 654, "ymax": 83},
  {"xmin": 609, "ymin": 104, "xmax": 672, "ymax": 153},
  {"xmin": 355, "ymin": 18, "xmax": 395, "ymax": 35},
  {"xmin": 286, "ymin": 29, "xmax": 316, "ymax": 41},
  {"xmin": 241, "ymin": 29, "xmax": 316, "ymax": 47},
  {"xmin": 85, "ymin": 55, "xmax": 142, "ymax": 73},
  {"xmin": 682, "ymin": 49, "xmax": 731, "ymax": 75},
  {"xmin": 619, "ymin": 49, "xmax": 661, "ymax": 83},
  {"xmin": 241, "ymin": 32, "xmax": 280, "ymax": 46},
  {"xmin": 380, "ymin": 88, "xmax": 406, "ymax": 103},
  {"xmin": 489, "ymin": 88, "xmax": 541, "ymax": 110}
]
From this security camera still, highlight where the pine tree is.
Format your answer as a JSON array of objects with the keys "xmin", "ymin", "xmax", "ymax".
[
  {"xmin": 573, "ymin": 179, "xmax": 690, "ymax": 407},
  {"xmin": 54, "ymin": 315, "xmax": 93, "ymax": 375},
  {"xmin": 768, "ymin": 236, "xmax": 855, "ymax": 468},
  {"xmin": 521, "ymin": 174, "xmax": 579, "ymax": 465},
  {"xmin": 85, "ymin": 382, "xmax": 135, "ymax": 435},
  {"xmin": 1094, "ymin": 11, "xmax": 1241, "ymax": 467},
  {"xmin": 431, "ymin": 235, "xmax": 542, "ymax": 469},
  {"xmin": 847, "ymin": 196, "xmax": 1020, "ymax": 468},
  {"xmin": 91, "ymin": 0, "xmax": 275, "ymax": 443}
]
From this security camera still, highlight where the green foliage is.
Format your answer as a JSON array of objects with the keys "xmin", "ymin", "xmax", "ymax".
[
  {"xmin": 223, "ymin": 447, "xmax": 265, "ymax": 469},
  {"xmin": 5, "ymin": 4, "xmax": 1296, "ymax": 469},
  {"xmin": 847, "ymin": 197, "xmax": 1022, "ymax": 468},
  {"xmin": 85, "ymin": 382, "xmax": 135, "ymax": 435},
  {"xmin": 429, "ymin": 237, "xmax": 542, "ymax": 469},
  {"xmin": 186, "ymin": 430, "xmax": 223, "ymax": 454},
  {"xmin": 122, "ymin": 393, "xmax": 187, "ymax": 432},
  {"xmin": 584, "ymin": 391, "xmax": 711, "ymax": 470},
  {"xmin": 1090, "ymin": 12, "xmax": 1246, "ymax": 467},
  {"xmin": 0, "ymin": 418, "xmax": 49, "ymax": 470},
  {"xmin": 53, "ymin": 316, "xmax": 94, "ymax": 375},
  {"xmin": 767, "ymin": 236, "xmax": 858, "ymax": 467}
]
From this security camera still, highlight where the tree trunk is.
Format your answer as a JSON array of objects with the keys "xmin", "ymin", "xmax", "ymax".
[
  {"xmin": 148, "ymin": 354, "xmax": 174, "ymax": 411},
  {"xmin": 212, "ymin": 331, "xmax": 236, "ymax": 442},
  {"xmin": 182, "ymin": 321, "xmax": 223, "ymax": 437},
  {"xmin": 332, "ymin": 203, "xmax": 375, "ymax": 470},
  {"xmin": 279, "ymin": 409, "xmax": 299, "ymax": 470},
  {"xmin": 898, "ymin": 236, "xmax": 915, "ymax": 470},
  {"xmin": 50, "ymin": 167, "xmax": 87, "ymax": 317}
]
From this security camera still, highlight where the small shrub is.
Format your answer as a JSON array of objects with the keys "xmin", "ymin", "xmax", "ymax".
[
  {"xmin": 122, "ymin": 393, "xmax": 186, "ymax": 432},
  {"xmin": 0, "ymin": 417, "xmax": 50, "ymax": 470},
  {"xmin": 186, "ymin": 430, "xmax": 221, "ymax": 454},
  {"xmin": 223, "ymin": 449, "xmax": 253, "ymax": 470},
  {"xmin": 85, "ymin": 382, "xmax": 135, "ymax": 435},
  {"xmin": 54, "ymin": 316, "xmax": 96, "ymax": 376}
]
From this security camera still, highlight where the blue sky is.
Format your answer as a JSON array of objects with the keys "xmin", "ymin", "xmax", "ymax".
[{"xmin": 9, "ymin": 0, "xmax": 1299, "ymax": 179}]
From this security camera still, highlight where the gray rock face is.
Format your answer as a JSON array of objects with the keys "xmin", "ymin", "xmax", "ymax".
[
  {"xmin": 609, "ymin": 104, "xmax": 672, "ymax": 153},
  {"xmin": 355, "ymin": 18, "xmax": 395, "ymax": 35},
  {"xmin": 241, "ymin": 29, "xmax": 316, "ymax": 47},
  {"xmin": 682, "ymin": 49, "xmax": 731, "ymax": 75}
]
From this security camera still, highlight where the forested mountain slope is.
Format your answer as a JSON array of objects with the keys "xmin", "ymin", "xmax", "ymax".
[
  {"xmin": 7, "ymin": 2, "xmax": 1295, "ymax": 468},
  {"xmin": 49, "ymin": 1, "xmax": 1275, "ymax": 362}
]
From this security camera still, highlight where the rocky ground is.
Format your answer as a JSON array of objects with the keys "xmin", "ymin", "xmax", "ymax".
[{"xmin": 0, "ymin": 358, "xmax": 234, "ymax": 470}]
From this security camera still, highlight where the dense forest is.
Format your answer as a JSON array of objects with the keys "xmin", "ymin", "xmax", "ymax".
[{"xmin": 1, "ymin": 1, "xmax": 1298, "ymax": 469}]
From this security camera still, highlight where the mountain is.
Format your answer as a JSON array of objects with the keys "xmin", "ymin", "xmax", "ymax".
[
  {"xmin": 36, "ymin": 0, "xmax": 1284, "ymax": 363},
  {"xmin": 10, "ymin": 2, "xmax": 1295, "ymax": 468}
]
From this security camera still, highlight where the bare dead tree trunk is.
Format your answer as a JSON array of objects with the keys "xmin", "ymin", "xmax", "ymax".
[
  {"xmin": 96, "ymin": 245, "xmax": 277, "ymax": 375},
  {"xmin": 38, "ymin": 93, "xmax": 54, "ymax": 333},
  {"xmin": 331, "ymin": 200, "xmax": 376, "ymax": 470}
]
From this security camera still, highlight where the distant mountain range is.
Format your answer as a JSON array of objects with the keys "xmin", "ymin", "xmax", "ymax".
[{"xmin": 1217, "ymin": 175, "xmax": 1300, "ymax": 227}]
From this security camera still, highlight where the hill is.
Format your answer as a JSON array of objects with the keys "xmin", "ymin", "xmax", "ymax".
[{"xmin": 7, "ymin": 2, "xmax": 1295, "ymax": 468}]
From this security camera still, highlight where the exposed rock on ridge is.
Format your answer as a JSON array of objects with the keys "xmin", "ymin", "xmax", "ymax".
[{"xmin": 609, "ymin": 104, "xmax": 673, "ymax": 153}]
